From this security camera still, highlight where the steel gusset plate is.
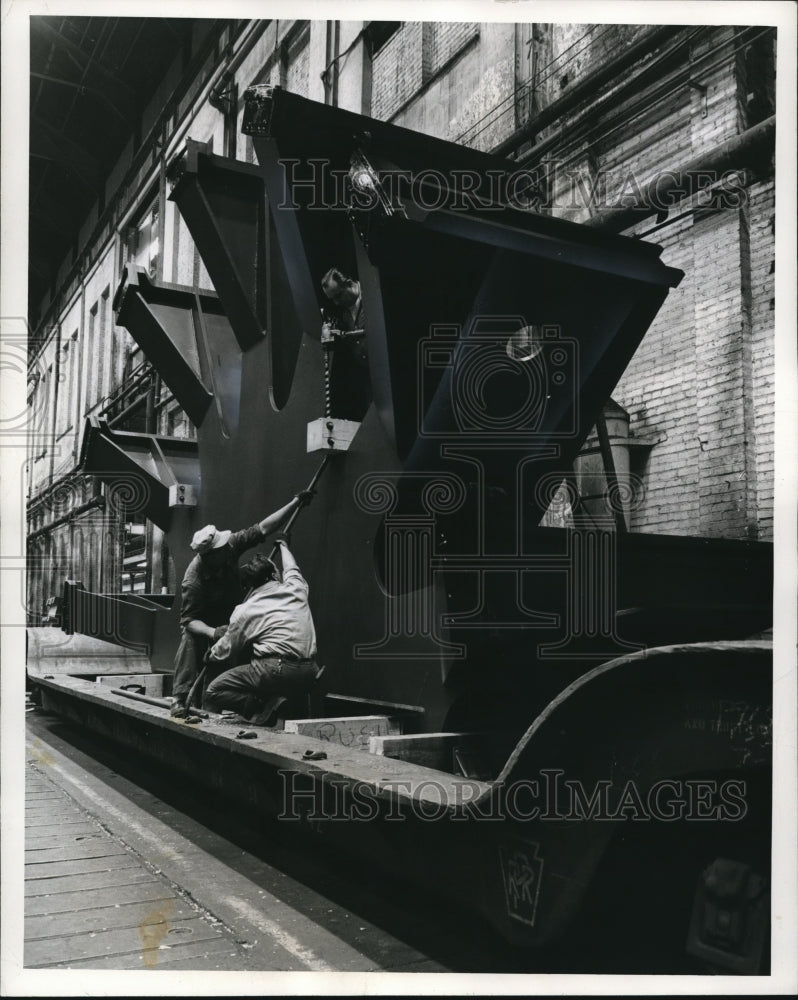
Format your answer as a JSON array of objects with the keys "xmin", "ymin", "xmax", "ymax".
[
  {"xmin": 168, "ymin": 139, "xmax": 268, "ymax": 352},
  {"xmin": 113, "ymin": 265, "xmax": 244, "ymax": 430},
  {"xmin": 79, "ymin": 416, "xmax": 199, "ymax": 530}
]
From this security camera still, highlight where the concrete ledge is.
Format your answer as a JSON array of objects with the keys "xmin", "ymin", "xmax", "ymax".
[
  {"xmin": 95, "ymin": 674, "xmax": 167, "ymax": 697},
  {"xmin": 369, "ymin": 732, "xmax": 482, "ymax": 772},
  {"xmin": 27, "ymin": 627, "xmax": 152, "ymax": 676},
  {"xmin": 34, "ymin": 675, "xmax": 493, "ymax": 811}
]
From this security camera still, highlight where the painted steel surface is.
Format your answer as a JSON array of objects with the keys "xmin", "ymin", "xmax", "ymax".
[{"xmin": 70, "ymin": 88, "xmax": 770, "ymax": 737}]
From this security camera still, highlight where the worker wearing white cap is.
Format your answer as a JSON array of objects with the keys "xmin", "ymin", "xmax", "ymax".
[{"xmin": 171, "ymin": 493, "xmax": 312, "ymax": 718}]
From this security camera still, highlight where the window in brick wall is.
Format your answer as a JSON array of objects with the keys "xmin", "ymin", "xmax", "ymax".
[
  {"xmin": 370, "ymin": 22, "xmax": 480, "ymax": 121},
  {"xmin": 56, "ymin": 334, "xmax": 76, "ymax": 437},
  {"xmin": 166, "ymin": 405, "xmax": 191, "ymax": 439},
  {"xmin": 35, "ymin": 366, "xmax": 53, "ymax": 460},
  {"xmin": 123, "ymin": 192, "xmax": 160, "ymax": 280},
  {"xmin": 99, "ymin": 287, "xmax": 111, "ymax": 407},
  {"xmin": 68, "ymin": 330, "xmax": 80, "ymax": 433},
  {"xmin": 365, "ymin": 21, "xmax": 401, "ymax": 57},
  {"xmin": 425, "ymin": 22, "xmax": 480, "ymax": 78},
  {"xmin": 84, "ymin": 303, "xmax": 98, "ymax": 414},
  {"xmin": 120, "ymin": 518, "xmax": 148, "ymax": 594},
  {"xmin": 738, "ymin": 30, "xmax": 776, "ymax": 128}
]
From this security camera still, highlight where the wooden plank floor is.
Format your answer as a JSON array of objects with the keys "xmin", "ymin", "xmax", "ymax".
[
  {"xmin": 19, "ymin": 717, "xmax": 454, "ymax": 978},
  {"xmin": 24, "ymin": 761, "xmax": 249, "ymax": 970}
]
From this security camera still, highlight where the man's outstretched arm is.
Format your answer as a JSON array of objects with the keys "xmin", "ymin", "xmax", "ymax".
[
  {"xmin": 258, "ymin": 491, "xmax": 314, "ymax": 536},
  {"xmin": 273, "ymin": 536, "xmax": 299, "ymax": 575}
]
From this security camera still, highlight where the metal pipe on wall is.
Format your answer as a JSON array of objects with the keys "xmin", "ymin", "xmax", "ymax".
[
  {"xmin": 586, "ymin": 114, "xmax": 775, "ymax": 232},
  {"xmin": 493, "ymin": 25, "xmax": 681, "ymax": 159}
]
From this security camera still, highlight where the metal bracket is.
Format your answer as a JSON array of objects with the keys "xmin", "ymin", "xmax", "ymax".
[
  {"xmin": 209, "ymin": 71, "xmax": 238, "ymax": 116},
  {"xmin": 321, "ymin": 323, "xmax": 365, "ymax": 348},
  {"xmin": 168, "ymin": 483, "xmax": 198, "ymax": 508},
  {"xmin": 242, "ymin": 84, "xmax": 276, "ymax": 136},
  {"xmin": 307, "ymin": 417, "xmax": 360, "ymax": 454},
  {"xmin": 688, "ymin": 79, "xmax": 708, "ymax": 118},
  {"xmin": 686, "ymin": 857, "xmax": 769, "ymax": 973}
]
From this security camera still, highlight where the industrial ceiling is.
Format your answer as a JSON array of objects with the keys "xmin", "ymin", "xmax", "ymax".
[{"xmin": 28, "ymin": 16, "xmax": 199, "ymax": 326}]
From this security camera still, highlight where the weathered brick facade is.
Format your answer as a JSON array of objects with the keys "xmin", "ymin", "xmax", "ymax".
[{"xmin": 371, "ymin": 22, "xmax": 426, "ymax": 121}]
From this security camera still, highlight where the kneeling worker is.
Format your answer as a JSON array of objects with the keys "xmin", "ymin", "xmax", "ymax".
[
  {"xmin": 204, "ymin": 537, "xmax": 319, "ymax": 725},
  {"xmin": 172, "ymin": 493, "xmax": 312, "ymax": 718}
]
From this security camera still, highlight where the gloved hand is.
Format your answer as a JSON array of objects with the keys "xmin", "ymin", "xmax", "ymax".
[
  {"xmin": 273, "ymin": 532, "xmax": 290, "ymax": 546},
  {"xmin": 295, "ymin": 489, "xmax": 315, "ymax": 506},
  {"xmin": 212, "ymin": 625, "xmax": 228, "ymax": 642}
]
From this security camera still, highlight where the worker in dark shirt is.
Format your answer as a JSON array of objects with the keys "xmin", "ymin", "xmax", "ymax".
[{"xmin": 171, "ymin": 494, "xmax": 311, "ymax": 718}]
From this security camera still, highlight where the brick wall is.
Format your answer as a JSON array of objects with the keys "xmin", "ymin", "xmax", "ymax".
[
  {"xmin": 692, "ymin": 208, "xmax": 752, "ymax": 538},
  {"xmin": 286, "ymin": 36, "xmax": 310, "ymax": 97},
  {"xmin": 389, "ymin": 23, "xmax": 514, "ymax": 150},
  {"xmin": 747, "ymin": 179, "xmax": 775, "ymax": 540},
  {"xmin": 427, "ymin": 22, "xmax": 479, "ymax": 76},
  {"xmin": 613, "ymin": 202, "xmax": 770, "ymax": 541},
  {"xmin": 688, "ymin": 28, "xmax": 741, "ymax": 156},
  {"xmin": 614, "ymin": 216, "xmax": 701, "ymax": 535},
  {"xmin": 535, "ymin": 24, "xmax": 649, "ymax": 109},
  {"xmin": 371, "ymin": 22, "xmax": 425, "ymax": 120},
  {"xmin": 567, "ymin": 26, "xmax": 775, "ymax": 540},
  {"xmin": 372, "ymin": 22, "xmax": 480, "ymax": 123}
]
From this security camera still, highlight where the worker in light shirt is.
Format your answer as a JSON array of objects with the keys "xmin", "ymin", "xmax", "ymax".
[
  {"xmin": 171, "ymin": 493, "xmax": 312, "ymax": 719},
  {"xmin": 204, "ymin": 537, "xmax": 320, "ymax": 726}
]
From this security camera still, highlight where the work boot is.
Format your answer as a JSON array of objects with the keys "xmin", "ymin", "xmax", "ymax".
[
  {"xmin": 248, "ymin": 695, "xmax": 287, "ymax": 727},
  {"xmin": 170, "ymin": 698, "xmax": 188, "ymax": 719}
]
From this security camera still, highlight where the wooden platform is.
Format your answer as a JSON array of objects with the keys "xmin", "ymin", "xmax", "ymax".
[{"xmin": 25, "ymin": 753, "xmax": 252, "ymax": 970}]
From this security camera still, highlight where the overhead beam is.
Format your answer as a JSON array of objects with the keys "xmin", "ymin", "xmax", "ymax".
[
  {"xmin": 30, "ymin": 71, "xmax": 134, "ymax": 127},
  {"xmin": 31, "ymin": 18, "xmax": 138, "ymax": 121},
  {"xmin": 31, "ymin": 114, "xmax": 100, "ymax": 190}
]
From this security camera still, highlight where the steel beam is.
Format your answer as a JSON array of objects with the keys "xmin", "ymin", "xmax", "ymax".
[
  {"xmin": 112, "ymin": 265, "xmax": 215, "ymax": 426},
  {"xmin": 79, "ymin": 416, "xmax": 199, "ymax": 531},
  {"xmin": 168, "ymin": 140, "xmax": 268, "ymax": 351}
]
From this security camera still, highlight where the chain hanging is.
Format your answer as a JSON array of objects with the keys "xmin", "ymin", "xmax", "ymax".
[{"xmin": 324, "ymin": 345, "xmax": 332, "ymax": 420}]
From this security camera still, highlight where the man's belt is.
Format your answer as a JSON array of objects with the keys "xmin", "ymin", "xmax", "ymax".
[{"xmin": 256, "ymin": 653, "xmax": 315, "ymax": 665}]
